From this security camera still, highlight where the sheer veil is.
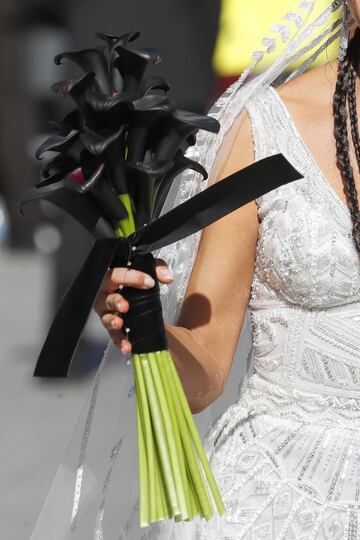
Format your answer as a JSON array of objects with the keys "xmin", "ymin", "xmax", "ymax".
[{"xmin": 29, "ymin": 1, "xmax": 350, "ymax": 538}]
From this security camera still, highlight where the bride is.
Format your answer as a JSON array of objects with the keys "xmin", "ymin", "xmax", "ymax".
[{"xmin": 94, "ymin": 0, "xmax": 360, "ymax": 537}]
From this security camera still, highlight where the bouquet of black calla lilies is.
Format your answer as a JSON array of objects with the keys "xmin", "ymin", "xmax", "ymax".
[{"xmin": 21, "ymin": 31, "xmax": 303, "ymax": 528}]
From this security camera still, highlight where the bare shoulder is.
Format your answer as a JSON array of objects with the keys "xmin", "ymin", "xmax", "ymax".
[
  {"xmin": 218, "ymin": 60, "xmax": 338, "ymax": 182},
  {"xmin": 216, "ymin": 110, "xmax": 255, "ymax": 181},
  {"xmin": 275, "ymin": 60, "xmax": 338, "ymax": 122}
]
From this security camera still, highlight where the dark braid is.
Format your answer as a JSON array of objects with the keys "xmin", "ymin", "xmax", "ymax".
[
  {"xmin": 333, "ymin": 27, "xmax": 360, "ymax": 251},
  {"xmin": 348, "ymin": 66, "xmax": 360, "ymax": 164}
]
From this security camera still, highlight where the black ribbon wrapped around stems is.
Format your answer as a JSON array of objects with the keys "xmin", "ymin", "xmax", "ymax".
[
  {"xmin": 118, "ymin": 253, "xmax": 169, "ymax": 354},
  {"xmin": 33, "ymin": 153, "xmax": 303, "ymax": 378}
]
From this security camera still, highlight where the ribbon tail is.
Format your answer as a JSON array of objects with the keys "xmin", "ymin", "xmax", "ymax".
[
  {"xmin": 132, "ymin": 154, "xmax": 303, "ymax": 252},
  {"xmin": 33, "ymin": 238, "xmax": 125, "ymax": 377}
]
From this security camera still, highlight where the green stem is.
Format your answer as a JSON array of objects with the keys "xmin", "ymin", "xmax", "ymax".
[
  {"xmin": 165, "ymin": 351, "xmax": 226, "ymax": 517},
  {"xmin": 161, "ymin": 351, "xmax": 213, "ymax": 519},
  {"xmin": 114, "ymin": 223, "xmax": 125, "ymax": 238},
  {"xmin": 138, "ymin": 353, "xmax": 180, "ymax": 517},
  {"xmin": 155, "ymin": 351, "xmax": 191, "ymax": 519},
  {"xmin": 187, "ymin": 465, "xmax": 200, "ymax": 519},
  {"xmin": 154, "ymin": 437, "xmax": 170, "ymax": 520},
  {"xmin": 132, "ymin": 355, "xmax": 155, "ymax": 523},
  {"xmin": 118, "ymin": 193, "xmax": 136, "ymax": 235},
  {"xmin": 150, "ymin": 352, "xmax": 189, "ymax": 520},
  {"xmin": 134, "ymin": 374, "xmax": 149, "ymax": 527}
]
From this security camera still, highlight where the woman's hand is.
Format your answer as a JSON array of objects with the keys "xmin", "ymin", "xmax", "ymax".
[{"xmin": 94, "ymin": 258, "xmax": 174, "ymax": 354}]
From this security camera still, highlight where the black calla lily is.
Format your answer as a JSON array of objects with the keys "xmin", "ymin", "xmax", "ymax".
[
  {"xmin": 114, "ymin": 46, "xmax": 164, "ymax": 97},
  {"xmin": 96, "ymin": 31, "xmax": 141, "ymax": 91},
  {"xmin": 126, "ymin": 160, "xmax": 172, "ymax": 228},
  {"xmin": 52, "ymin": 72, "xmax": 95, "ymax": 101},
  {"xmin": 20, "ymin": 175, "xmax": 114, "ymax": 238},
  {"xmin": 151, "ymin": 109, "xmax": 220, "ymax": 161},
  {"xmin": 80, "ymin": 126, "xmax": 124, "ymax": 156},
  {"xmin": 152, "ymin": 154, "xmax": 208, "ymax": 219},
  {"xmin": 126, "ymin": 97, "xmax": 175, "ymax": 162},
  {"xmin": 140, "ymin": 76, "xmax": 170, "ymax": 96},
  {"xmin": 55, "ymin": 47, "xmax": 111, "ymax": 94}
]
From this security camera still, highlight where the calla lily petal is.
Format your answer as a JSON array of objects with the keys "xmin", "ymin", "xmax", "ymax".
[
  {"xmin": 140, "ymin": 76, "xmax": 170, "ymax": 96},
  {"xmin": 80, "ymin": 126, "xmax": 124, "ymax": 156},
  {"xmin": 125, "ymin": 163, "xmax": 159, "ymax": 227},
  {"xmin": 138, "ymin": 48, "xmax": 164, "ymax": 65},
  {"xmin": 52, "ymin": 73, "xmax": 96, "ymax": 110},
  {"xmin": 151, "ymin": 155, "xmax": 206, "ymax": 219},
  {"xmin": 151, "ymin": 111, "xmax": 220, "ymax": 161},
  {"xmin": 84, "ymin": 91, "xmax": 131, "ymax": 114},
  {"xmin": 96, "ymin": 31, "xmax": 139, "ymax": 48},
  {"xmin": 42, "ymin": 153, "xmax": 80, "ymax": 179},
  {"xmin": 62, "ymin": 109, "xmax": 83, "ymax": 131},
  {"xmin": 90, "ymin": 170, "xmax": 129, "ymax": 221},
  {"xmin": 20, "ymin": 179, "xmax": 114, "ymax": 238},
  {"xmin": 173, "ymin": 109, "xmax": 220, "ymax": 134},
  {"xmin": 67, "ymin": 163, "xmax": 105, "ymax": 194},
  {"xmin": 49, "ymin": 110, "xmax": 82, "ymax": 135},
  {"xmin": 114, "ymin": 46, "xmax": 164, "ymax": 96},
  {"xmin": 54, "ymin": 48, "xmax": 111, "ymax": 94},
  {"xmin": 132, "ymin": 94, "xmax": 175, "ymax": 112},
  {"xmin": 36, "ymin": 130, "xmax": 81, "ymax": 160}
]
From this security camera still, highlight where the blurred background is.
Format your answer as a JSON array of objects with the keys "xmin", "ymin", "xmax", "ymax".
[{"xmin": 0, "ymin": 1, "xmax": 339, "ymax": 538}]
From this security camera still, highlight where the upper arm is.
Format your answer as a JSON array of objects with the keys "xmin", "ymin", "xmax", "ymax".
[{"xmin": 176, "ymin": 111, "xmax": 259, "ymax": 393}]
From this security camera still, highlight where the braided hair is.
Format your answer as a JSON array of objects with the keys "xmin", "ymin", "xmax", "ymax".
[{"xmin": 333, "ymin": 26, "xmax": 360, "ymax": 250}]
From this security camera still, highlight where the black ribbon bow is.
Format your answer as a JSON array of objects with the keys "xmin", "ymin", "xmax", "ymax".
[{"xmin": 33, "ymin": 154, "xmax": 302, "ymax": 377}]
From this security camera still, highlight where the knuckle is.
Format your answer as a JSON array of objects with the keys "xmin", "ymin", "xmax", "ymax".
[
  {"xmin": 101, "ymin": 314, "xmax": 109, "ymax": 327},
  {"xmin": 110, "ymin": 267, "xmax": 127, "ymax": 286},
  {"xmin": 130, "ymin": 271, "xmax": 147, "ymax": 287},
  {"xmin": 104, "ymin": 295, "xmax": 113, "ymax": 311},
  {"xmin": 105, "ymin": 293, "xmax": 119, "ymax": 311}
]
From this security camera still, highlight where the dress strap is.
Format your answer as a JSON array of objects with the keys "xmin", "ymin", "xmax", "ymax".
[{"xmin": 244, "ymin": 85, "xmax": 282, "ymax": 162}]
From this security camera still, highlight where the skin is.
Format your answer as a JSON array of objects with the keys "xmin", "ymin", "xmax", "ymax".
[
  {"xmin": 95, "ymin": 3, "xmax": 360, "ymax": 413},
  {"xmin": 350, "ymin": 0, "xmax": 360, "ymax": 24}
]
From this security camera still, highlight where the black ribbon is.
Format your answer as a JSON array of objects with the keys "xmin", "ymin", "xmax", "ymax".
[{"xmin": 34, "ymin": 154, "xmax": 303, "ymax": 377}]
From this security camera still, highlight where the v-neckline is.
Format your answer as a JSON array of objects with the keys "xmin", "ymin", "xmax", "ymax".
[{"xmin": 268, "ymin": 85, "xmax": 352, "ymax": 224}]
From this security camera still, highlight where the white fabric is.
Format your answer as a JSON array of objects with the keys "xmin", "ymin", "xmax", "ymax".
[
  {"xmin": 29, "ymin": 1, "xmax": 358, "ymax": 539},
  {"xmin": 147, "ymin": 83, "xmax": 360, "ymax": 539}
]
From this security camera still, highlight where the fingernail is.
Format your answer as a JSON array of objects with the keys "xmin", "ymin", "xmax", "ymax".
[
  {"xmin": 111, "ymin": 319, "xmax": 118, "ymax": 329},
  {"xmin": 116, "ymin": 302, "xmax": 123, "ymax": 312},
  {"xmin": 144, "ymin": 276, "xmax": 155, "ymax": 287},
  {"xmin": 159, "ymin": 266, "xmax": 173, "ymax": 279}
]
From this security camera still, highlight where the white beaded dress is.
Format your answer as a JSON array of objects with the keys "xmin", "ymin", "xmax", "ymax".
[{"xmin": 145, "ymin": 83, "xmax": 360, "ymax": 539}]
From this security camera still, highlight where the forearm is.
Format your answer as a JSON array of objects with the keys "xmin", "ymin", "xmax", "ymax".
[{"xmin": 165, "ymin": 323, "xmax": 225, "ymax": 414}]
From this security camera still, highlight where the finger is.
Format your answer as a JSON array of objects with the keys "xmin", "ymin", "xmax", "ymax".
[
  {"xmin": 155, "ymin": 258, "xmax": 174, "ymax": 284},
  {"xmin": 108, "ymin": 329, "xmax": 132, "ymax": 353},
  {"xmin": 94, "ymin": 291, "xmax": 129, "ymax": 317},
  {"xmin": 101, "ymin": 313, "xmax": 124, "ymax": 332},
  {"xmin": 103, "ymin": 267, "xmax": 156, "ymax": 292}
]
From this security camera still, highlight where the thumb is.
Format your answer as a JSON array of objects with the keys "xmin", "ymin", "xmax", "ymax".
[{"xmin": 155, "ymin": 258, "xmax": 174, "ymax": 283}]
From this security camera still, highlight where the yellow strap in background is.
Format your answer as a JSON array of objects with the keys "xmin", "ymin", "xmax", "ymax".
[{"xmin": 213, "ymin": 0, "xmax": 341, "ymax": 76}]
